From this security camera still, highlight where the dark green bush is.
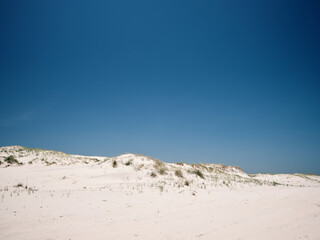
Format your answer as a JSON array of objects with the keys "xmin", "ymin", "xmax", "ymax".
[
  {"xmin": 4, "ymin": 155, "xmax": 21, "ymax": 165},
  {"xmin": 125, "ymin": 161, "xmax": 132, "ymax": 166},
  {"xmin": 112, "ymin": 160, "xmax": 118, "ymax": 168}
]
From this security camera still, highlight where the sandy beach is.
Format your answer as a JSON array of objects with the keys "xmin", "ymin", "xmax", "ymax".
[{"xmin": 1, "ymin": 146, "xmax": 320, "ymax": 240}]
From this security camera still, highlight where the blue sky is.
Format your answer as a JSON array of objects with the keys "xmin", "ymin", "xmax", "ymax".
[{"xmin": 1, "ymin": 0, "xmax": 320, "ymax": 174}]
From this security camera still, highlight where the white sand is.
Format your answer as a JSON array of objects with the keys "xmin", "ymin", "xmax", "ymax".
[{"xmin": 1, "ymin": 146, "xmax": 320, "ymax": 240}]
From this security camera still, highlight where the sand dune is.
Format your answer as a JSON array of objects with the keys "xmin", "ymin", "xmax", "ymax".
[{"xmin": 1, "ymin": 146, "xmax": 320, "ymax": 239}]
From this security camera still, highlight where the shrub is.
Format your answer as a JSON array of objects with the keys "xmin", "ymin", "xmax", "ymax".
[
  {"xmin": 112, "ymin": 160, "xmax": 118, "ymax": 168},
  {"xmin": 4, "ymin": 155, "xmax": 21, "ymax": 165},
  {"xmin": 0, "ymin": 160, "xmax": 2, "ymax": 165},
  {"xmin": 150, "ymin": 172, "xmax": 157, "ymax": 178},
  {"xmin": 272, "ymin": 181, "xmax": 280, "ymax": 186},
  {"xmin": 192, "ymin": 169, "xmax": 204, "ymax": 179},
  {"xmin": 175, "ymin": 169, "xmax": 183, "ymax": 178},
  {"xmin": 185, "ymin": 180, "xmax": 189, "ymax": 186},
  {"xmin": 125, "ymin": 161, "xmax": 132, "ymax": 166},
  {"xmin": 15, "ymin": 183, "xmax": 24, "ymax": 188},
  {"xmin": 158, "ymin": 168, "xmax": 166, "ymax": 175}
]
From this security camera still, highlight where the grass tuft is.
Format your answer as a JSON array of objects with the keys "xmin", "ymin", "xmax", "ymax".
[
  {"xmin": 158, "ymin": 168, "xmax": 166, "ymax": 175},
  {"xmin": 175, "ymin": 169, "xmax": 184, "ymax": 178},
  {"xmin": 192, "ymin": 169, "xmax": 205, "ymax": 179}
]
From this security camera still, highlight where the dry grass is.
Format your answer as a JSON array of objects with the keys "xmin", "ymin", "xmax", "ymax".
[
  {"xmin": 153, "ymin": 159, "xmax": 167, "ymax": 175},
  {"xmin": 175, "ymin": 169, "xmax": 184, "ymax": 178}
]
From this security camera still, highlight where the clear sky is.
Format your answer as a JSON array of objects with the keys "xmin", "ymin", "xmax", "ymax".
[{"xmin": 1, "ymin": 0, "xmax": 319, "ymax": 174}]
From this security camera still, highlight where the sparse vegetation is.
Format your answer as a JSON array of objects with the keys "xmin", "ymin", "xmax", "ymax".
[
  {"xmin": 175, "ymin": 169, "xmax": 183, "ymax": 178},
  {"xmin": 153, "ymin": 159, "xmax": 167, "ymax": 175},
  {"xmin": 223, "ymin": 180, "xmax": 229, "ymax": 186},
  {"xmin": 27, "ymin": 186, "xmax": 37, "ymax": 194},
  {"xmin": 112, "ymin": 160, "xmax": 118, "ymax": 168},
  {"xmin": 305, "ymin": 173, "xmax": 320, "ymax": 176},
  {"xmin": 4, "ymin": 155, "xmax": 22, "ymax": 165},
  {"xmin": 272, "ymin": 181, "xmax": 280, "ymax": 186},
  {"xmin": 192, "ymin": 169, "xmax": 205, "ymax": 179},
  {"xmin": 14, "ymin": 183, "xmax": 24, "ymax": 188},
  {"xmin": 135, "ymin": 163, "xmax": 144, "ymax": 171},
  {"xmin": 197, "ymin": 163, "xmax": 208, "ymax": 171},
  {"xmin": 45, "ymin": 160, "xmax": 57, "ymax": 166},
  {"xmin": 125, "ymin": 160, "xmax": 132, "ymax": 166},
  {"xmin": 158, "ymin": 168, "xmax": 166, "ymax": 175},
  {"xmin": 2, "ymin": 146, "xmax": 316, "ymax": 193}
]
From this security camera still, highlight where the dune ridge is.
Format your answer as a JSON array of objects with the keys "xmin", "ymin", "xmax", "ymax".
[{"xmin": 1, "ymin": 145, "xmax": 320, "ymax": 240}]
